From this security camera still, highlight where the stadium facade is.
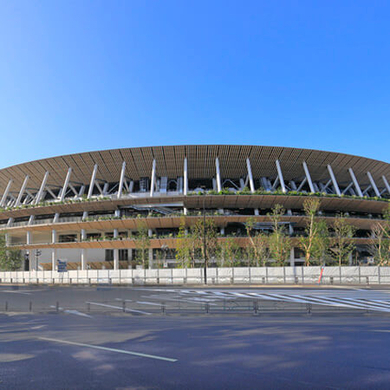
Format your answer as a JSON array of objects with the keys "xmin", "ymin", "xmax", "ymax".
[{"xmin": 0, "ymin": 145, "xmax": 389, "ymax": 271}]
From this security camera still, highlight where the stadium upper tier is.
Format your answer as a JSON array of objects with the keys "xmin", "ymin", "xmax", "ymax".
[{"xmin": 0, "ymin": 145, "xmax": 388, "ymax": 212}]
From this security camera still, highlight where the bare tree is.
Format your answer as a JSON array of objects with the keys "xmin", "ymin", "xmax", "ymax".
[
  {"xmin": 299, "ymin": 198, "xmax": 329, "ymax": 266},
  {"xmin": 134, "ymin": 220, "xmax": 150, "ymax": 268},
  {"xmin": 329, "ymin": 214, "xmax": 356, "ymax": 266},
  {"xmin": 246, "ymin": 217, "xmax": 269, "ymax": 266},
  {"xmin": 268, "ymin": 204, "xmax": 291, "ymax": 266}
]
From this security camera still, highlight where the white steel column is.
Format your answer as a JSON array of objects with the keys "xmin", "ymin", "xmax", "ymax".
[
  {"xmin": 117, "ymin": 161, "xmax": 126, "ymax": 199},
  {"xmin": 183, "ymin": 157, "xmax": 188, "ymax": 195},
  {"xmin": 87, "ymin": 164, "xmax": 98, "ymax": 199},
  {"xmin": 382, "ymin": 176, "xmax": 390, "ymax": 194},
  {"xmin": 367, "ymin": 172, "xmax": 381, "ymax": 197},
  {"xmin": 246, "ymin": 158, "xmax": 255, "ymax": 193},
  {"xmin": 52, "ymin": 230, "xmax": 57, "ymax": 244},
  {"xmin": 327, "ymin": 164, "xmax": 341, "ymax": 196},
  {"xmin": 246, "ymin": 158, "xmax": 259, "ymax": 215},
  {"xmin": 302, "ymin": 161, "xmax": 315, "ymax": 193},
  {"xmin": 348, "ymin": 168, "xmax": 363, "ymax": 197},
  {"xmin": 183, "ymin": 157, "xmax": 188, "ymax": 215},
  {"xmin": 1, "ymin": 179, "xmax": 12, "ymax": 207},
  {"xmin": 150, "ymin": 159, "xmax": 156, "ymax": 197},
  {"xmin": 15, "ymin": 176, "xmax": 29, "ymax": 207},
  {"xmin": 59, "ymin": 168, "xmax": 72, "ymax": 202},
  {"xmin": 26, "ymin": 231, "xmax": 32, "ymax": 245},
  {"xmin": 215, "ymin": 157, "xmax": 222, "ymax": 192},
  {"xmin": 275, "ymin": 160, "xmax": 286, "ymax": 193},
  {"xmin": 34, "ymin": 171, "xmax": 49, "ymax": 205}
]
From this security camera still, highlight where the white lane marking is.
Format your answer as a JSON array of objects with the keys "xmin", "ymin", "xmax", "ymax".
[
  {"xmin": 115, "ymin": 298, "xmax": 133, "ymax": 302},
  {"xmin": 38, "ymin": 337, "xmax": 177, "ymax": 362},
  {"xmin": 227, "ymin": 292, "xmax": 253, "ymax": 298},
  {"xmin": 137, "ymin": 301, "xmax": 169, "ymax": 307},
  {"xmin": 289, "ymin": 295, "xmax": 390, "ymax": 312},
  {"xmin": 49, "ymin": 305, "xmax": 93, "ymax": 318},
  {"xmin": 86, "ymin": 302, "xmax": 151, "ymax": 315},
  {"xmin": 246, "ymin": 293, "xmax": 281, "ymax": 301},
  {"xmin": 0, "ymin": 290, "xmax": 31, "ymax": 295},
  {"xmin": 30, "ymin": 325, "xmax": 46, "ymax": 329},
  {"xmin": 141, "ymin": 295, "xmax": 218, "ymax": 305}
]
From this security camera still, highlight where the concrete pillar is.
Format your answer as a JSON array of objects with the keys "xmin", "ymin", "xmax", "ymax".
[
  {"xmin": 113, "ymin": 229, "xmax": 118, "ymax": 239},
  {"xmin": 149, "ymin": 249, "xmax": 153, "ymax": 269},
  {"xmin": 81, "ymin": 229, "xmax": 86, "ymax": 241},
  {"xmin": 81, "ymin": 249, "xmax": 87, "ymax": 270},
  {"xmin": 129, "ymin": 248, "xmax": 133, "ymax": 261},
  {"xmin": 51, "ymin": 249, "xmax": 57, "ymax": 271},
  {"xmin": 114, "ymin": 249, "xmax": 119, "ymax": 270},
  {"xmin": 26, "ymin": 231, "xmax": 32, "ymax": 245},
  {"xmin": 290, "ymin": 248, "xmax": 295, "ymax": 266},
  {"xmin": 51, "ymin": 229, "xmax": 57, "ymax": 244}
]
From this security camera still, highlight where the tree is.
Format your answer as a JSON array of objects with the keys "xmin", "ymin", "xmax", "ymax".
[
  {"xmin": 218, "ymin": 237, "xmax": 240, "ymax": 267},
  {"xmin": 329, "ymin": 214, "xmax": 356, "ymax": 266},
  {"xmin": 369, "ymin": 205, "xmax": 390, "ymax": 265},
  {"xmin": 268, "ymin": 204, "xmax": 291, "ymax": 266},
  {"xmin": 175, "ymin": 218, "xmax": 192, "ymax": 268},
  {"xmin": 299, "ymin": 198, "xmax": 330, "ymax": 266},
  {"xmin": 0, "ymin": 233, "xmax": 23, "ymax": 271},
  {"xmin": 245, "ymin": 217, "xmax": 269, "ymax": 266},
  {"xmin": 191, "ymin": 218, "xmax": 218, "ymax": 266},
  {"xmin": 134, "ymin": 220, "xmax": 150, "ymax": 268}
]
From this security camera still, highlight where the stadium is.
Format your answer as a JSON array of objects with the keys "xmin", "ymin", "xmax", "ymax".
[{"xmin": 0, "ymin": 145, "xmax": 389, "ymax": 271}]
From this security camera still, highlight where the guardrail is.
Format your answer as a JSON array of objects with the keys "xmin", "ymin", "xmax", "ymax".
[{"xmin": 0, "ymin": 266, "xmax": 389, "ymax": 285}]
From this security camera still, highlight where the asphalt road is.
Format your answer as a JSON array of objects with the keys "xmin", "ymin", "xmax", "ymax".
[
  {"xmin": 1, "ymin": 286, "xmax": 390, "ymax": 389},
  {"xmin": 1, "ymin": 312, "xmax": 390, "ymax": 389}
]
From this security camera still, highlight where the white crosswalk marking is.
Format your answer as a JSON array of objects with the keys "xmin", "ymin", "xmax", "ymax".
[{"xmin": 132, "ymin": 287, "xmax": 390, "ymax": 313}]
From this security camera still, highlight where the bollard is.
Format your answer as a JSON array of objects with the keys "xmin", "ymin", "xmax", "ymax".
[
  {"xmin": 87, "ymin": 302, "xmax": 90, "ymax": 312},
  {"xmin": 306, "ymin": 303, "xmax": 312, "ymax": 315},
  {"xmin": 56, "ymin": 302, "xmax": 59, "ymax": 313},
  {"xmin": 295, "ymin": 276, "xmax": 299, "ymax": 284},
  {"xmin": 262, "ymin": 277, "xmax": 265, "ymax": 284},
  {"xmin": 366, "ymin": 276, "xmax": 369, "ymax": 285},
  {"xmin": 205, "ymin": 303, "xmax": 210, "ymax": 314},
  {"xmin": 330, "ymin": 277, "xmax": 334, "ymax": 285},
  {"xmin": 161, "ymin": 302, "xmax": 166, "ymax": 314},
  {"xmin": 122, "ymin": 301, "xmax": 126, "ymax": 312},
  {"xmin": 253, "ymin": 301, "xmax": 259, "ymax": 315},
  {"xmin": 5, "ymin": 301, "xmax": 8, "ymax": 311},
  {"xmin": 29, "ymin": 301, "xmax": 32, "ymax": 312}
]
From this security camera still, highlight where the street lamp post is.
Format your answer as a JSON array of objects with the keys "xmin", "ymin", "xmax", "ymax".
[{"xmin": 201, "ymin": 186, "xmax": 207, "ymax": 284}]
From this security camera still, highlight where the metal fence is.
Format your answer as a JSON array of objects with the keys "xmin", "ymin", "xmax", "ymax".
[{"xmin": 0, "ymin": 266, "xmax": 389, "ymax": 285}]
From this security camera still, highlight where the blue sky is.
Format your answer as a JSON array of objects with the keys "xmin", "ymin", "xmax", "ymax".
[{"xmin": 0, "ymin": 0, "xmax": 389, "ymax": 168}]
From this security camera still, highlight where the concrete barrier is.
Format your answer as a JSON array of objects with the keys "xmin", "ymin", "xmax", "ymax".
[{"xmin": 0, "ymin": 266, "xmax": 388, "ymax": 285}]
